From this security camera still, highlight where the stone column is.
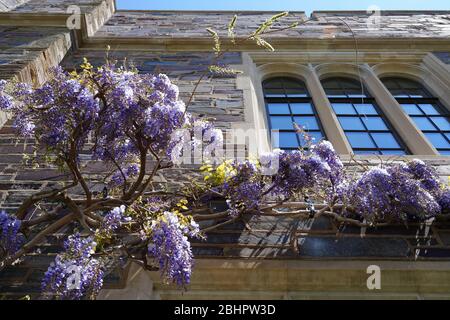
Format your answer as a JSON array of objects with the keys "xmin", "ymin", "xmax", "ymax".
[
  {"xmin": 362, "ymin": 64, "xmax": 438, "ymax": 155},
  {"xmin": 306, "ymin": 64, "xmax": 353, "ymax": 155}
]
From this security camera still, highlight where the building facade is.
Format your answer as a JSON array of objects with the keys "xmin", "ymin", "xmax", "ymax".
[{"xmin": 1, "ymin": 0, "xmax": 450, "ymax": 299}]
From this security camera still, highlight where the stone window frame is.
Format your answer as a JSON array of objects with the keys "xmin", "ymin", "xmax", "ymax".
[
  {"xmin": 321, "ymin": 76, "xmax": 410, "ymax": 155},
  {"xmin": 237, "ymin": 53, "xmax": 450, "ymax": 158},
  {"xmin": 262, "ymin": 76, "xmax": 327, "ymax": 150},
  {"xmin": 381, "ymin": 77, "xmax": 450, "ymax": 155}
]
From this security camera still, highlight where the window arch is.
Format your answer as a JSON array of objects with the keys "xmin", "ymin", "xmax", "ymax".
[
  {"xmin": 262, "ymin": 77, "xmax": 326, "ymax": 150},
  {"xmin": 322, "ymin": 77, "xmax": 409, "ymax": 155},
  {"xmin": 382, "ymin": 77, "xmax": 450, "ymax": 155}
]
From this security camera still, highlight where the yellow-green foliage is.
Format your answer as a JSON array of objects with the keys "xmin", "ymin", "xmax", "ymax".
[{"xmin": 201, "ymin": 160, "xmax": 237, "ymax": 186}]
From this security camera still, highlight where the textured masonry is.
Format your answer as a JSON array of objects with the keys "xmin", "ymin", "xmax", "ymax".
[{"xmin": 0, "ymin": 1, "xmax": 450, "ymax": 299}]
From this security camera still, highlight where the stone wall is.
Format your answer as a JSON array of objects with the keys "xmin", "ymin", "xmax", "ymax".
[
  {"xmin": 0, "ymin": 26, "xmax": 72, "ymax": 84},
  {"xmin": 0, "ymin": 0, "xmax": 29, "ymax": 11},
  {"xmin": 60, "ymin": 50, "xmax": 245, "ymax": 128},
  {"xmin": 5, "ymin": 0, "xmax": 107, "ymax": 14},
  {"xmin": 94, "ymin": 11, "xmax": 450, "ymax": 39}
]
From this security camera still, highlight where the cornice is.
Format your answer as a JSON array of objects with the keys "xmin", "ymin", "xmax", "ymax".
[{"xmin": 81, "ymin": 37, "xmax": 450, "ymax": 53}]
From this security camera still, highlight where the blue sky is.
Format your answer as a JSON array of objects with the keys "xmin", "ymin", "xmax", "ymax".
[{"xmin": 117, "ymin": 0, "xmax": 449, "ymax": 15}]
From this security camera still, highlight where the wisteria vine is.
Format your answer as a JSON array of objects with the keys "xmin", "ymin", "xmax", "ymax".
[{"xmin": 0, "ymin": 12, "xmax": 449, "ymax": 300}]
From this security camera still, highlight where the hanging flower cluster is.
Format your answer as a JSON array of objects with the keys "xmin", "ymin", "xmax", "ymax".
[
  {"xmin": 41, "ymin": 233, "xmax": 104, "ymax": 300},
  {"xmin": 0, "ymin": 68, "xmax": 100, "ymax": 160},
  {"xmin": 147, "ymin": 211, "xmax": 200, "ymax": 287},
  {"xmin": 0, "ymin": 210, "xmax": 24, "ymax": 256},
  {"xmin": 347, "ymin": 163, "xmax": 442, "ymax": 222}
]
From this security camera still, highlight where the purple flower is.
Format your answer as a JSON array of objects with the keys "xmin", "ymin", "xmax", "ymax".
[
  {"xmin": 41, "ymin": 233, "xmax": 104, "ymax": 300},
  {"xmin": 100, "ymin": 205, "xmax": 130, "ymax": 235},
  {"xmin": 346, "ymin": 165, "xmax": 441, "ymax": 222},
  {"xmin": 0, "ymin": 80, "xmax": 13, "ymax": 110},
  {"xmin": 406, "ymin": 159, "xmax": 441, "ymax": 193},
  {"xmin": 311, "ymin": 140, "xmax": 344, "ymax": 185},
  {"xmin": 110, "ymin": 164, "xmax": 140, "ymax": 187},
  {"xmin": 438, "ymin": 189, "xmax": 450, "ymax": 214},
  {"xmin": 0, "ymin": 210, "xmax": 24, "ymax": 256},
  {"xmin": 148, "ymin": 211, "xmax": 199, "ymax": 287}
]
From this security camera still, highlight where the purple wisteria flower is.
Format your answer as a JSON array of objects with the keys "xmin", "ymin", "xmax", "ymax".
[
  {"xmin": 311, "ymin": 140, "xmax": 344, "ymax": 185},
  {"xmin": 100, "ymin": 205, "xmax": 130, "ymax": 234},
  {"xmin": 347, "ymin": 164, "xmax": 441, "ymax": 222},
  {"xmin": 0, "ymin": 210, "xmax": 24, "ymax": 256},
  {"xmin": 0, "ymin": 80, "xmax": 13, "ymax": 111},
  {"xmin": 41, "ymin": 233, "xmax": 104, "ymax": 300},
  {"xmin": 218, "ymin": 160, "xmax": 264, "ymax": 216},
  {"xmin": 438, "ymin": 189, "xmax": 450, "ymax": 214},
  {"xmin": 110, "ymin": 164, "xmax": 140, "ymax": 188},
  {"xmin": 148, "ymin": 211, "xmax": 200, "ymax": 287},
  {"xmin": 269, "ymin": 150, "xmax": 331, "ymax": 198}
]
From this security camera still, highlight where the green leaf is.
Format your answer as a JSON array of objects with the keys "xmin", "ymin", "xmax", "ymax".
[
  {"xmin": 254, "ymin": 37, "xmax": 275, "ymax": 52},
  {"xmin": 252, "ymin": 11, "xmax": 289, "ymax": 37},
  {"xmin": 228, "ymin": 15, "xmax": 238, "ymax": 43},
  {"xmin": 209, "ymin": 65, "xmax": 243, "ymax": 75},
  {"xmin": 206, "ymin": 28, "xmax": 221, "ymax": 55}
]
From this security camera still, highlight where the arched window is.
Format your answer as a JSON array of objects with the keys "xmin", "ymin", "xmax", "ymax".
[
  {"xmin": 382, "ymin": 77, "xmax": 450, "ymax": 155},
  {"xmin": 263, "ymin": 77, "xmax": 325, "ymax": 150},
  {"xmin": 322, "ymin": 77, "xmax": 409, "ymax": 155}
]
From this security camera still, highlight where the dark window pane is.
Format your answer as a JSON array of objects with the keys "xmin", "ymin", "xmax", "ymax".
[
  {"xmin": 267, "ymin": 103, "xmax": 290, "ymax": 115},
  {"xmin": 290, "ymin": 103, "xmax": 313, "ymax": 114},
  {"xmin": 264, "ymin": 88, "xmax": 285, "ymax": 97},
  {"xmin": 354, "ymin": 104, "xmax": 378, "ymax": 115},
  {"xmin": 400, "ymin": 79, "xmax": 420, "ymax": 89},
  {"xmin": 361, "ymin": 117, "xmax": 389, "ymax": 131},
  {"xmin": 439, "ymin": 150, "xmax": 450, "ymax": 155},
  {"xmin": 419, "ymin": 104, "xmax": 440, "ymax": 115},
  {"xmin": 383, "ymin": 79, "xmax": 401, "ymax": 89},
  {"xmin": 294, "ymin": 116, "xmax": 320, "ymax": 130},
  {"xmin": 322, "ymin": 80, "xmax": 340, "ymax": 89},
  {"xmin": 431, "ymin": 117, "xmax": 450, "ymax": 131},
  {"xmin": 263, "ymin": 79, "xmax": 283, "ymax": 88},
  {"xmin": 332, "ymin": 103, "xmax": 356, "ymax": 115},
  {"xmin": 283, "ymin": 79, "xmax": 303, "ymax": 88},
  {"xmin": 381, "ymin": 150, "xmax": 406, "ymax": 155},
  {"xmin": 285, "ymin": 89, "xmax": 308, "ymax": 98},
  {"xmin": 412, "ymin": 117, "xmax": 436, "ymax": 131},
  {"xmin": 341, "ymin": 80, "xmax": 360, "ymax": 89},
  {"xmin": 346, "ymin": 132, "xmax": 376, "ymax": 148},
  {"xmin": 327, "ymin": 90, "xmax": 347, "ymax": 98},
  {"xmin": 408, "ymin": 89, "xmax": 427, "ymax": 98},
  {"xmin": 299, "ymin": 131, "xmax": 323, "ymax": 146},
  {"xmin": 392, "ymin": 91, "xmax": 410, "ymax": 98},
  {"xmin": 272, "ymin": 132, "xmax": 299, "ymax": 148},
  {"xmin": 338, "ymin": 117, "xmax": 365, "ymax": 130},
  {"xmin": 371, "ymin": 133, "xmax": 401, "ymax": 149},
  {"xmin": 401, "ymin": 104, "xmax": 422, "ymax": 115},
  {"xmin": 425, "ymin": 133, "xmax": 450, "ymax": 149}
]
